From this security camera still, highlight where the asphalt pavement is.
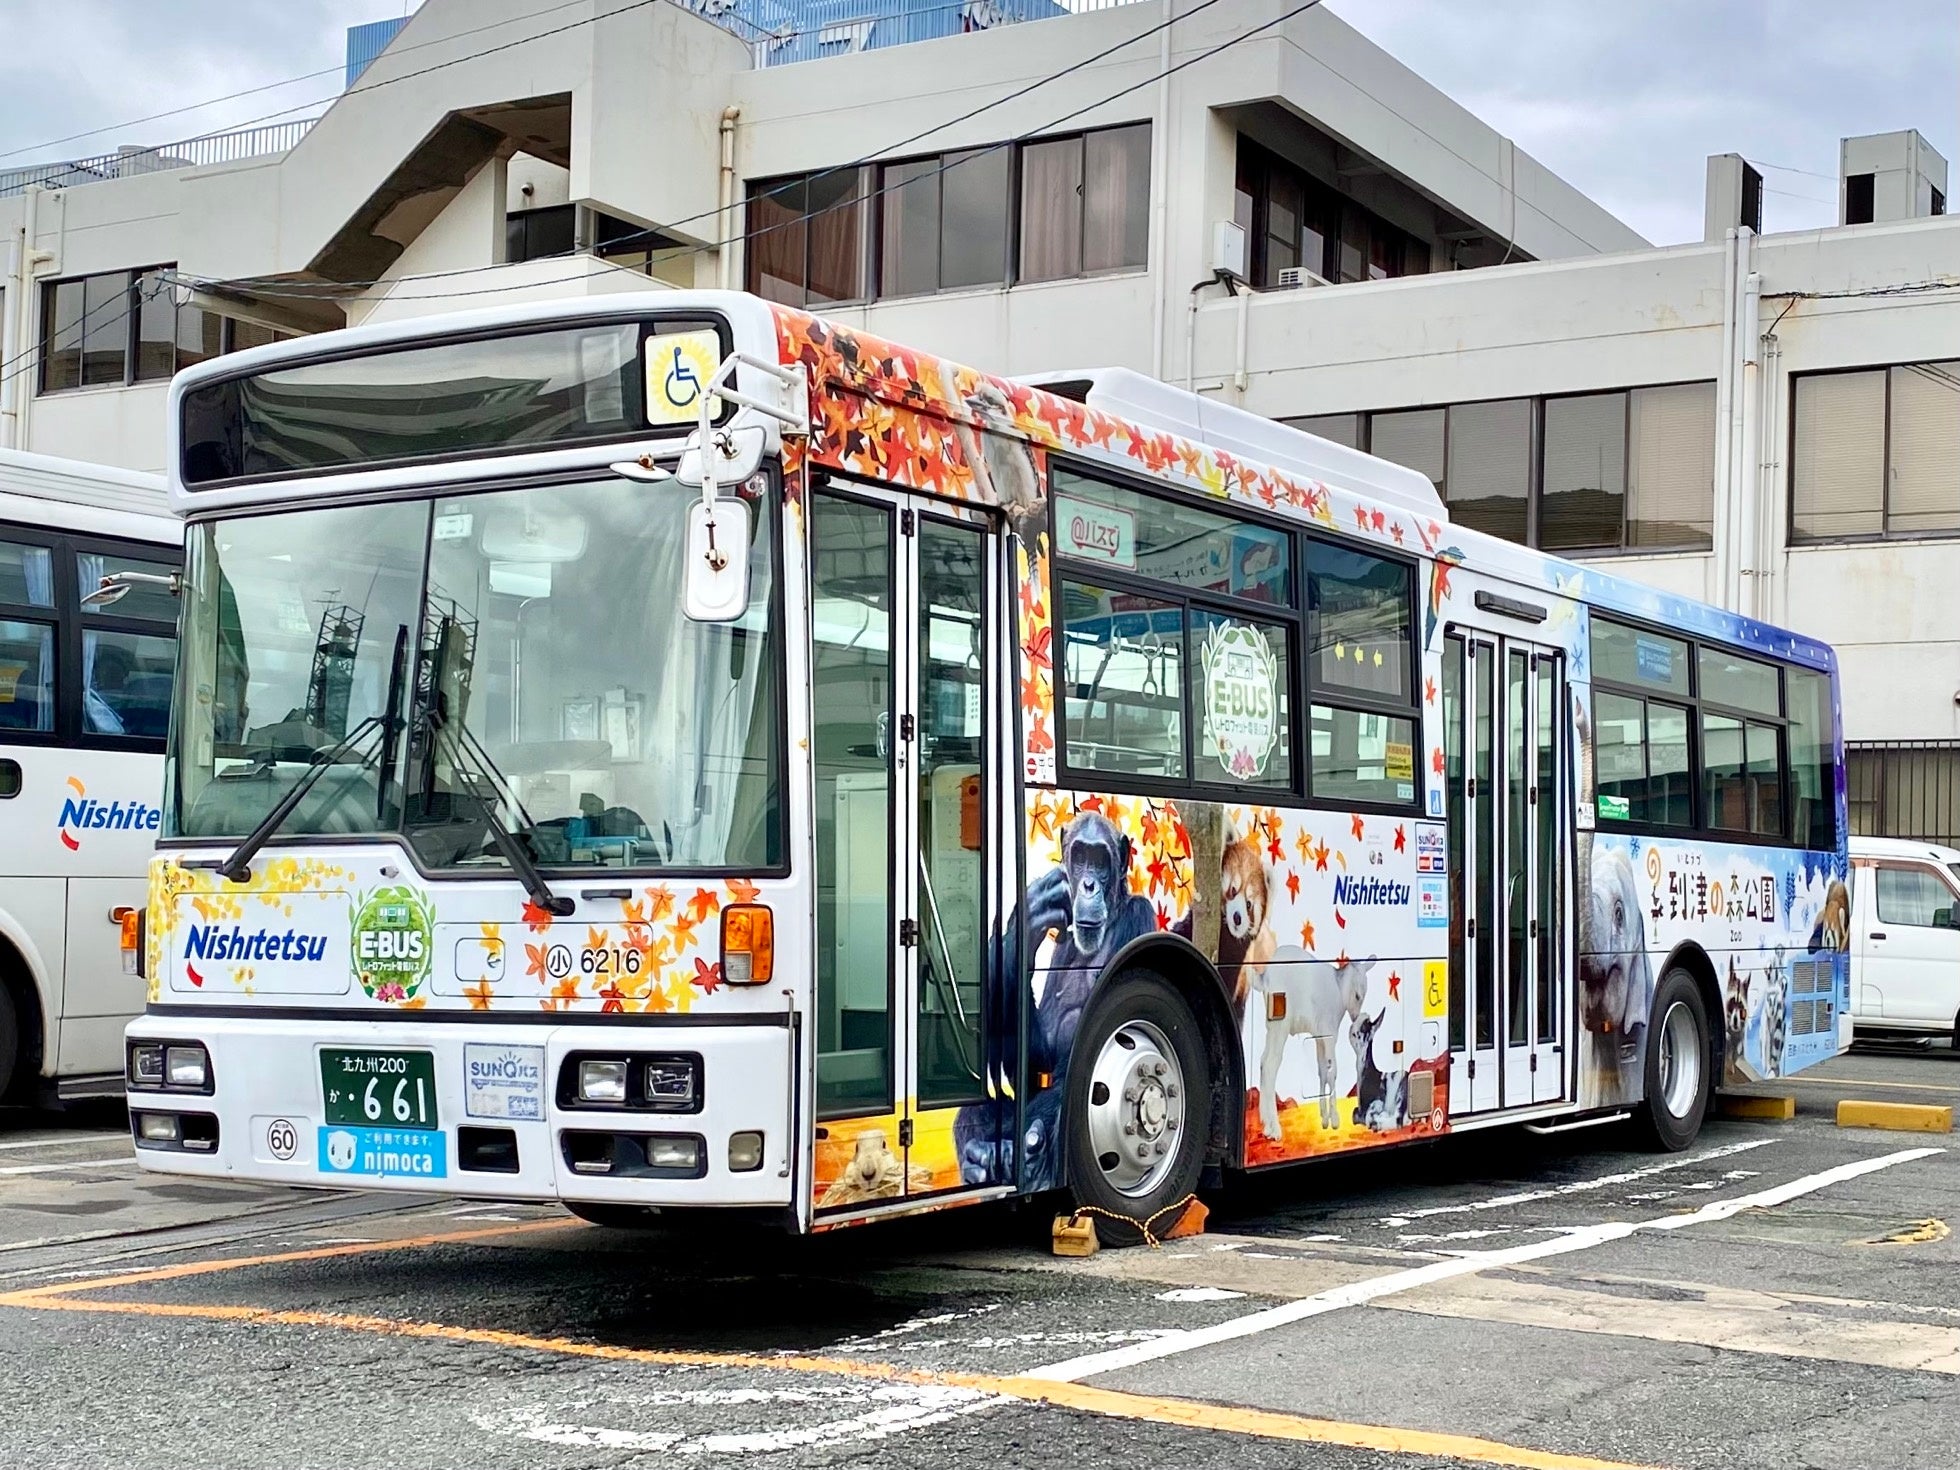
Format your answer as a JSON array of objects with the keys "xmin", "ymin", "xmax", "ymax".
[{"xmin": 1, "ymin": 1044, "xmax": 1955, "ymax": 1470}]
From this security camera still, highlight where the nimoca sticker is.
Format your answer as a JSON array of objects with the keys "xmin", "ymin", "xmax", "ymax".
[{"xmin": 1201, "ymin": 620, "xmax": 1280, "ymax": 779}]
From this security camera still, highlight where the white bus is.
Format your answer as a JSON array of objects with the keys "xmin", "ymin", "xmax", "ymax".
[
  {"xmin": 0, "ymin": 449, "xmax": 179, "ymax": 1104},
  {"xmin": 122, "ymin": 296, "xmax": 1846, "ymax": 1238}
]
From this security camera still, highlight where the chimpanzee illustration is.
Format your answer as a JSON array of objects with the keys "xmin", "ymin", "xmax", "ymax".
[{"xmin": 953, "ymin": 810, "xmax": 1166, "ymax": 1191}]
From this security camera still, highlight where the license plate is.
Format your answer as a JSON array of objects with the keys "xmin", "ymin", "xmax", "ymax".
[{"xmin": 319, "ymin": 1048, "xmax": 439, "ymax": 1130}]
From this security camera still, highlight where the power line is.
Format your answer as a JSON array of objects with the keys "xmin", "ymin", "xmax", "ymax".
[
  {"xmin": 0, "ymin": 0, "xmax": 619, "ymax": 164},
  {"xmin": 184, "ymin": 0, "xmax": 1234, "ymax": 296},
  {"xmin": 7, "ymin": 0, "xmax": 1319, "ymax": 387},
  {"xmin": 175, "ymin": 0, "xmax": 1319, "ymax": 306}
]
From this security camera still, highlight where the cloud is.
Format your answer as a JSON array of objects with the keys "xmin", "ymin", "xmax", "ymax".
[
  {"xmin": 0, "ymin": 1, "xmax": 393, "ymax": 168},
  {"xmin": 1327, "ymin": 0, "xmax": 1959, "ymax": 244}
]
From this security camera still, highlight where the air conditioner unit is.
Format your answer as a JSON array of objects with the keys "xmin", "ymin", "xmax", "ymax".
[{"xmin": 1275, "ymin": 267, "xmax": 1309, "ymax": 289}]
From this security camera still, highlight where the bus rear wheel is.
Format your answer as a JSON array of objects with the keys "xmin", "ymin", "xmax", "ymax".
[
  {"xmin": 1635, "ymin": 969, "xmax": 1711, "ymax": 1152},
  {"xmin": 1064, "ymin": 971, "xmax": 1210, "ymax": 1246}
]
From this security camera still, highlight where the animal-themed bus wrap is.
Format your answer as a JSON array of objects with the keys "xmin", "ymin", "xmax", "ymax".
[{"xmin": 1577, "ymin": 830, "xmax": 1850, "ymax": 1109}]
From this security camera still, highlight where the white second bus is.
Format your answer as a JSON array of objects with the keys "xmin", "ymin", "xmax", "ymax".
[{"xmin": 0, "ymin": 449, "xmax": 179, "ymax": 1104}]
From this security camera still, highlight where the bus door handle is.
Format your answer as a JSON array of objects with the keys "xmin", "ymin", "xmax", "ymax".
[
  {"xmin": 1868, "ymin": 931, "xmax": 1887, "ymax": 942},
  {"xmin": 0, "ymin": 759, "xmax": 18, "ymax": 798}
]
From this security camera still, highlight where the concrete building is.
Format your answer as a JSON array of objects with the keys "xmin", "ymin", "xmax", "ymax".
[{"xmin": 0, "ymin": 0, "xmax": 1954, "ymax": 839}]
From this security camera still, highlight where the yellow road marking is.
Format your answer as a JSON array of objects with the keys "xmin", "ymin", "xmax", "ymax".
[
  {"xmin": 5, "ymin": 1216, "xmax": 580, "ymax": 1301},
  {"xmin": 0, "ymin": 1221, "xmax": 1665, "ymax": 1470},
  {"xmin": 1866, "ymin": 1218, "xmax": 1950, "ymax": 1246}
]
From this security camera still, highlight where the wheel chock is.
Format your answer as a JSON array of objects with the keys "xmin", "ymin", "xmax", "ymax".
[
  {"xmin": 1836, "ymin": 1099, "xmax": 1953, "ymax": 1133},
  {"xmin": 1162, "ymin": 1198, "xmax": 1209, "ymax": 1239},
  {"xmin": 1718, "ymin": 1093, "xmax": 1796, "ymax": 1120},
  {"xmin": 1051, "ymin": 1213, "xmax": 1101, "ymax": 1257}
]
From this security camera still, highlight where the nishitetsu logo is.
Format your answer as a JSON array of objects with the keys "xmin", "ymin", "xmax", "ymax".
[
  {"xmin": 181, "ymin": 923, "xmax": 330, "ymax": 988},
  {"xmin": 57, "ymin": 775, "xmax": 161, "ymax": 851}
]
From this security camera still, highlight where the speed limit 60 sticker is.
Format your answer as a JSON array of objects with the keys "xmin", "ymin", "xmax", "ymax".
[{"xmin": 249, "ymin": 1115, "xmax": 304, "ymax": 1165}]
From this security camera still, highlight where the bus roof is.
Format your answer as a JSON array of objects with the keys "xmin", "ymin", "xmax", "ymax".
[
  {"xmin": 160, "ymin": 291, "xmax": 1829, "ymax": 674},
  {"xmin": 0, "ymin": 448, "xmax": 176, "ymax": 544}
]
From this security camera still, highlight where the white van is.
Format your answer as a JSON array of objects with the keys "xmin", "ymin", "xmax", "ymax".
[{"xmin": 1848, "ymin": 836, "xmax": 1960, "ymax": 1044}]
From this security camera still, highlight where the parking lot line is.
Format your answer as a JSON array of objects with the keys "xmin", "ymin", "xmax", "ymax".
[
  {"xmin": 1022, "ymin": 1146, "xmax": 1945, "ymax": 1383},
  {"xmin": 0, "ymin": 1276, "xmax": 1662, "ymax": 1470},
  {"xmin": 0, "ymin": 1158, "xmax": 133, "ymax": 1176}
]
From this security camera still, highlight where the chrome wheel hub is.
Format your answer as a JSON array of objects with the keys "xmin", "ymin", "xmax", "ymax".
[
  {"xmin": 1657, "ymin": 998, "xmax": 1701, "ymax": 1119},
  {"xmin": 1085, "ymin": 1018, "xmax": 1186, "ymax": 1199}
]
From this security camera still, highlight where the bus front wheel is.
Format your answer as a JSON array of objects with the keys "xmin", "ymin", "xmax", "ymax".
[
  {"xmin": 1064, "ymin": 971, "xmax": 1211, "ymax": 1246},
  {"xmin": 1635, "ymin": 969, "xmax": 1711, "ymax": 1152}
]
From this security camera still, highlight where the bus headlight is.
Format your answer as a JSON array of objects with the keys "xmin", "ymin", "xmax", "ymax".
[
  {"xmin": 644, "ymin": 1059, "xmax": 697, "ymax": 1109},
  {"xmin": 166, "ymin": 1045, "xmax": 210, "ymax": 1090},
  {"xmin": 577, "ymin": 1059, "xmax": 629, "ymax": 1105},
  {"xmin": 645, "ymin": 1136, "xmax": 701, "ymax": 1172},
  {"xmin": 128, "ymin": 1044, "xmax": 166, "ymax": 1089}
]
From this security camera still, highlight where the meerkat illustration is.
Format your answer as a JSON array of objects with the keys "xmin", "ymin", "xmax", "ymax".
[{"xmin": 818, "ymin": 1128, "xmax": 931, "ymax": 1209}]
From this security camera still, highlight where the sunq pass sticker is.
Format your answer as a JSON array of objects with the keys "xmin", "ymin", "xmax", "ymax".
[{"xmin": 350, "ymin": 886, "xmax": 435, "ymax": 1003}]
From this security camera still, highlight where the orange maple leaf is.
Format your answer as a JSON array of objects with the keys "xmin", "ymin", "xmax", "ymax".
[
  {"xmin": 522, "ymin": 900, "xmax": 554, "ymax": 933},
  {"xmin": 464, "ymin": 979, "xmax": 493, "ymax": 1011},
  {"xmin": 1026, "ymin": 716, "xmax": 1054, "ymax": 755},
  {"xmin": 524, "ymin": 943, "xmax": 548, "ymax": 980},
  {"xmin": 646, "ymin": 885, "xmax": 676, "ymax": 922},
  {"xmin": 1300, "ymin": 921, "xmax": 1316, "ymax": 950},
  {"xmin": 726, "ymin": 877, "xmax": 762, "ymax": 904},
  {"xmin": 586, "ymin": 926, "xmax": 610, "ymax": 950},
  {"xmin": 1286, "ymin": 870, "xmax": 1300, "ymax": 901},
  {"xmin": 1313, "ymin": 841, "xmax": 1331, "ymax": 872},
  {"xmin": 687, "ymin": 887, "xmax": 721, "ymax": 923},
  {"xmin": 1350, "ymin": 813, "xmax": 1366, "ymax": 842}
]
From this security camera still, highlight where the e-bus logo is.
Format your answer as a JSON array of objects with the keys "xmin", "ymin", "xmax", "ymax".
[
  {"xmin": 349, "ymin": 885, "xmax": 435, "ymax": 1003},
  {"xmin": 57, "ymin": 776, "xmax": 161, "ymax": 851}
]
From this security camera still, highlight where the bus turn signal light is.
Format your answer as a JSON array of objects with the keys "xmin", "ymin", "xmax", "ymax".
[
  {"xmin": 721, "ymin": 904, "xmax": 774, "ymax": 985},
  {"xmin": 115, "ymin": 906, "xmax": 144, "ymax": 976}
]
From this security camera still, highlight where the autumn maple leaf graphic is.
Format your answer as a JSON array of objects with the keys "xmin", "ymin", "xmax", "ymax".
[{"xmin": 692, "ymin": 957, "xmax": 723, "ymax": 994}]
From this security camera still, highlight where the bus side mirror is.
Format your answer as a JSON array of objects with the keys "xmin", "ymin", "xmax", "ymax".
[{"xmin": 683, "ymin": 495, "xmax": 752, "ymax": 623}]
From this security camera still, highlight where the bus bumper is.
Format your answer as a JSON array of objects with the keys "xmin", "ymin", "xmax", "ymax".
[{"xmin": 122, "ymin": 1015, "xmax": 796, "ymax": 1209}]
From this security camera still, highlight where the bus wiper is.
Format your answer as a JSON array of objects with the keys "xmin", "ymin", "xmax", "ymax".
[
  {"xmin": 217, "ymin": 626, "xmax": 410, "ymax": 884},
  {"xmin": 216, "ymin": 714, "xmax": 386, "ymax": 883},
  {"xmin": 423, "ymin": 708, "xmax": 574, "ymax": 917}
]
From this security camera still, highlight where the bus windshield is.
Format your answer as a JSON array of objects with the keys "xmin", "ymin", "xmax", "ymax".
[{"xmin": 168, "ymin": 475, "xmax": 783, "ymax": 872}]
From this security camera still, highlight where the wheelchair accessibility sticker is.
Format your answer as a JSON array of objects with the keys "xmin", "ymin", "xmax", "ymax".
[{"xmin": 646, "ymin": 329, "xmax": 722, "ymax": 423}]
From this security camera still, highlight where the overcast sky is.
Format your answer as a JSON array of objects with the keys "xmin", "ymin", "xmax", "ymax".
[{"xmin": 0, "ymin": 0, "xmax": 1953, "ymax": 246}]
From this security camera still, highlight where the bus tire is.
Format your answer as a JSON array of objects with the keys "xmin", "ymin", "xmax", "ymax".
[
  {"xmin": 0, "ymin": 982, "xmax": 17, "ymax": 1101},
  {"xmin": 1634, "ymin": 969, "xmax": 1711, "ymax": 1152},
  {"xmin": 1064, "ymin": 970, "xmax": 1211, "ymax": 1247},
  {"xmin": 563, "ymin": 1201, "xmax": 659, "ymax": 1229}
]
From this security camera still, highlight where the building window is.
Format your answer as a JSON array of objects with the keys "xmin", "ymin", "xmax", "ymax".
[
  {"xmin": 1019, "ymin": 124, "xmax": 1150, "ymax": 284},
  {"xmin": 1234, "ymin": 137, "xmax": 1428, "ymax": 288},
  {"xmin": 744, "ymin": 168, "xmax": 872, "ymax": 308},
  {"xmin": 1792, "ymin": 362, "xmax": 1960, "ymax": 541},
  {"xmin": 1539, "ymin": 384, "xmax": 1717, "ymax": 551},
  {"xmin": 506, "ymin": 203, "xmax": 575, "ymax": 263},
  {"xmin": 883, "ymin": 149, "xmax": 1011, "ymax": 295},
  {"xmin": 747, "ymin": 126, "xmax": 1148, "ymax": 307},
  {"xmin": 1312, "ymin": 384, "xmax": 1717, "ymax": 555},
  {"xmin": 40, "ymin": 267, "xmax": 219, "ymax": 393}
]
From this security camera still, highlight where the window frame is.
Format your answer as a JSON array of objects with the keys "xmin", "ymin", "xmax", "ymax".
[
  {"xmin": 1589, "ymin": 611, "xmax": 1817, "ymax": 849},
  {"xmin": 38, "ymin": 266, "xmax": 209, "ymax": 394},
  {"xmin": 876, "ymin": 146, "xmax": 1012, "ymax": 299},
  {"xmin": 1046, "ymin": 459, "xmax": 1424, "ymax": 815},
  {"xmin": 0, "ymin": 523, "xmax": 181, "ymax": 754},
  {"xmin": 1872, "ymin": 860, "xmax": 1960, "ymax": 930},
  {"xmin": 1322, "ymin": 382, "xmax": 1718, "ymax": 556},
  {"xmin": 1789, "ymin": 360, "xmax": 1960, "ymax": 546}
]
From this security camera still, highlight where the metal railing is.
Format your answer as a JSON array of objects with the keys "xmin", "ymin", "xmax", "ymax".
[
  {"xmin": 691, "ymin": 0, "xmax": 1144, "ymax": 65},
  {"xmin": 0, "ymin": 118, "xmax": 317, "ymax": 200},
  {"xmin": 1849, "ymin": 741, "xmax": 1960, "ymax": 849}
]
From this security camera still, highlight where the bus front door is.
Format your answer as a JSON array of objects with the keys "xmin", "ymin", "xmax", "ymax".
[
  {"xmin": 809, "ymin": 481, "xmax": 1010, "ymax": 1217},
  {"xmin": 1445, "ymin": 630, "xmax": 1569, "ymax": 1114}
]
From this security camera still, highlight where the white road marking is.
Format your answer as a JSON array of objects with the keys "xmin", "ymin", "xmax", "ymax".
[
  {"xmin": 0, "ymin": 1133, "xmax": 128, "ymax": 1153},
  {"xmin": 473, "ymin": 1384, "xmax": 1003, "ymax": 1456},
  {"xmin": 0, "ymin": 1157, "xmax": 132, "ymax": 1177},
  {"xmin": 1156, "ymin": 1286, "xmax": 1246, "ymax": 1302},
  {"xmin": 1374, "ymin": 1139, "xmax": 1777, "ymax": 1227},
  {"xmin": 1024, "ymin": 1146, "xmax": 1944, "ymax": 1383}
]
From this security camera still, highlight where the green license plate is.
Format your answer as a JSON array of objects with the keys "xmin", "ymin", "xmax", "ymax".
[{"xmin": 319, "ymin": 1048, "xmax": 439, "ymax": 1130}]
